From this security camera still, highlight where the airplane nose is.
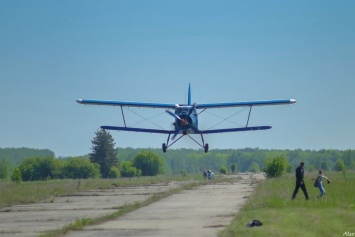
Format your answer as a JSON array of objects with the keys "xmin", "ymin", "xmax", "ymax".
[{"xmin": 76, "ymin": 99, "xmax": 83, "ymax": 104}]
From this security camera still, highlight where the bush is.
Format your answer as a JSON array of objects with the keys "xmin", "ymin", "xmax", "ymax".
[
  {"xmin": 263, "ymin": 155, "xmax": 290, "ymax": 178},
  {"xmin": 220, "ymin": 166, "xmax": 227, "ymax": 174},
  {"xmin": 16, "ymin": 157, "xmax": 102, "ymax": 181},
  {"xmin": 63, "ymin": 158, "xmax": 100, "ymax": 179},
  {"xmin": 132, "ymin": 150, "xmax": 164, "ymax": 176},
  {"xmin": 248, "ymin": 162, "xmax": 260, "ymax": 172},
  {"xmin": 120, "ymin": 161, "xmax": 138, "ymax": 178},
  {"xmin": 108, "ymin": 166, "xmax": 120, "ymax": 178}
]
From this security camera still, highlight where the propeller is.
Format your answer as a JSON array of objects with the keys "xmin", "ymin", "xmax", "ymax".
[
  {"xmin": 166, "ymin": 110, "xmax": 188, "ymax": 124},
  {"xmin": 166, "ymin": 103, "xmax": 197, "ymax": 140},
  {"xmin": 166, "ymin": 110, "xmax": 188, "ymax": 140}
]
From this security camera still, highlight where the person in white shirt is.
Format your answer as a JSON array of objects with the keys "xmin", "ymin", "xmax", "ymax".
[{"xmin": 316, "ymin": 169, "xmax": 330, "ymax": 198}]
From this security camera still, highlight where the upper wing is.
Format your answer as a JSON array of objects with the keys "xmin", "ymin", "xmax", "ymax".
[
  {"xmin": 77, "ymin": 98, "xmax": 296, "ymax": 109},
  {"xmin": 77, "ymin": 99, "xmax": 177, "ymax": 109},
  {"xmin": 196, "ymin": 99, "xmax": 296, "ymax": 109}
]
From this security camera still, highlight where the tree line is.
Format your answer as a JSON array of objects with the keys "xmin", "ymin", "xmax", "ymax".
[
  {"xmin": 116, "ymin": 147, "xmax": 355, "ymax": 175},
  {"xmin": 1, "ymin": 130, "xmax": 354, "ymax": 181},
  {"xmin": 7, "ymin": 130, "xmax": 165, "ymax": 182}
]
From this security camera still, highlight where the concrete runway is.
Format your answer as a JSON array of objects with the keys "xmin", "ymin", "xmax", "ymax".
[{"xmin": 0, "ymin": 173, "xmax": 264, "ymax": 237}]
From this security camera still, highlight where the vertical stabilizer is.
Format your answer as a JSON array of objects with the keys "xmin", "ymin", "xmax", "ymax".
[{"xmin": 188, "ymin": 83, "xmax": 191, "ymax": 105}]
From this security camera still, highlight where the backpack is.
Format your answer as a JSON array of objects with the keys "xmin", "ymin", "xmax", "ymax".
[
  {"xmin": 246, "ymin": 219, "xmax": 263, "ymax": 227},
  {"xmin": 314, "ymin": 177, "xmax": 319, "ymax": 188}
]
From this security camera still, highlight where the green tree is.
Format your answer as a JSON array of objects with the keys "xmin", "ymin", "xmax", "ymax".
[
  {"xmin": 343, "ymin": 150, "xmax": 355, "ymax": 170},
  {"xmin": 320, "ymin": 161, "xmax": 329, "ymax": 171},
  {"xmin": 230, "ymin": 163, "xmax": 236, "ymax": 173},
  {"xmin": 132, "ymin": 150, "xmax": 164, "ymax": 176},
  {"xmin": 0, "ymin": 159, "xmax": 9, "ymax": 179},
  {"xmin": 11, "ymin": 167, "xmax": 22, "ymax": 183},
  {"xmin": 263, "ymin": 155, "xmax": 290, "ymax": 178},
  {"xmin": 90, "ymin": 129, "xmax": 118, "ymax": 178},
  {"xmin": 334, "ymin": 158, "xmax": 346, "ymax": 177},
  {"xmin": 248, "ymin": 162, "xmax": 260, "ymax": 172},
  {"xmin": 19, "ymin": 157, "xmax": 39, "ymax": 181},
  {"xmin": 19, "ymin": 157, "xmax": 62, "ymax": 181}
]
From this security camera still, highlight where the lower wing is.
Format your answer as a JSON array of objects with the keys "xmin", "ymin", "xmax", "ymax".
[
  {"xmin": 101, "ymin": 125, "xmax": 271, "ymax": 134},
  {"xmin": 198, "ymin": 126, "xmax": 272, "ymax": 134},
  {"xmin": 101, "ymin": 126, "xmax": 172, "ymax": 134}
]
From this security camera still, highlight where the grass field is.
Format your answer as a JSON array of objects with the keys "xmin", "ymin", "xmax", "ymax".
[{"xmin": 219, "ymin": 171, "xmax": 355, "ymax": 237}]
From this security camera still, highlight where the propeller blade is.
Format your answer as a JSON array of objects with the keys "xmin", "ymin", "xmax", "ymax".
[
  {"xmin": 166, "ymin": 110, "xmax": 188, "ymax": 125},
  {"xmin": 188, "ymin": 103, "xmax": 197, "ymax": 116},
  {"xmin": 166, "ymin": 110, "xmax": 182, "ymax": 120}
]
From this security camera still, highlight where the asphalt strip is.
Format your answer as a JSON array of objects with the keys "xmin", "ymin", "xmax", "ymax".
[{"xmin": 0, "ymin": 173, "xmax": 264, "ymax": 237}]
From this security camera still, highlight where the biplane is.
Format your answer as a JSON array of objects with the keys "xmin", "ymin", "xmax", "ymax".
[{"xmin": 77, "ymin": 84, "xmax": 296, "ymax": 153}]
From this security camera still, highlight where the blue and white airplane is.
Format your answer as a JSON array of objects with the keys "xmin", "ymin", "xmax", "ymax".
[{"xmin": 77, "ymin": 84, "xmax": 296, "ymax": 153}]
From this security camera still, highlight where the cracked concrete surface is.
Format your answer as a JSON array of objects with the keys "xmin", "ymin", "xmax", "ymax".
[{"xmin": 0, "ymin": 173, "xmax": 264, "ymax": 237}]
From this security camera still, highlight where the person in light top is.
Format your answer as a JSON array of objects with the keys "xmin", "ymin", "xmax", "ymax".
[{"xmin": 316, "ymin": 169, "xmax": 330, "ymax": 198}]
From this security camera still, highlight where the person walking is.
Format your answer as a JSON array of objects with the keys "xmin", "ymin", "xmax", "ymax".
[
  {"xmin": 292, "ymin": 162, "xmax": 309, "ymax": 200},
  {"xmin": 316, "ymin": 169, "xmax": 330, "ymax": 198}
]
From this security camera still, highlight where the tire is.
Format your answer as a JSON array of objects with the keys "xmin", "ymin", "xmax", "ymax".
[{"xmin": 204, "ymin": 143, "xmax": 209, "ymax": 153}]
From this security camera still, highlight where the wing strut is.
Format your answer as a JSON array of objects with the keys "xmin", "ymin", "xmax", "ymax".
[
  {"xmin": 246, "ymin": 106, "xmax": 252, "ymax": 127},
  {"xmin": 120, "ymin": 106, "xmax": 127, "ymax": 127}
]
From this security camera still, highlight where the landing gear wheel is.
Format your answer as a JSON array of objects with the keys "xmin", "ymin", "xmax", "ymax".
[
  {"xmin": 204, "ymin": 143, "xmax": 209, "ymax": 153},
  {"xmin": 162, "ymin": 143, "xmax": 167, "ymax": 153}
]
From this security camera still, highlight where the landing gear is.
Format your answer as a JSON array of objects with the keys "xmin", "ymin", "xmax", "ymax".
[
  {"xmin": 162, "ymin": 133, "xmax": 209, "ymax": 153},
  {"xmin": 204, "ymin": 143, "xmax": 209, "ymax": 153},
  {"xmin": 162, "ymin": 143, "xmax": 167, "ymax": 153}
]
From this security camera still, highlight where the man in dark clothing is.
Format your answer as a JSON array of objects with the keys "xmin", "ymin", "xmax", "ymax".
[{"xmin": 292, "ymin": 162, "xmax": 309, "ymax": 200}]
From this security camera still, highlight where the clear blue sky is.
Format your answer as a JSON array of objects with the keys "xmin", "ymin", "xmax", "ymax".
[{"xmin": 1, "ymin": 1, "xmax": 354, "ymax": 157}]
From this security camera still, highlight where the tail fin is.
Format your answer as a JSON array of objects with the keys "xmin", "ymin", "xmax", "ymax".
[{"xmin": 188, "ymin": 83, "xmax": 191, "ymax": 105}]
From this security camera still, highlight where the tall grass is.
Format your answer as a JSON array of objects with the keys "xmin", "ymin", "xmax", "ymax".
[{"xmin": 219, "ymin": 172, "xmax": 355, "ymax": 237}]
